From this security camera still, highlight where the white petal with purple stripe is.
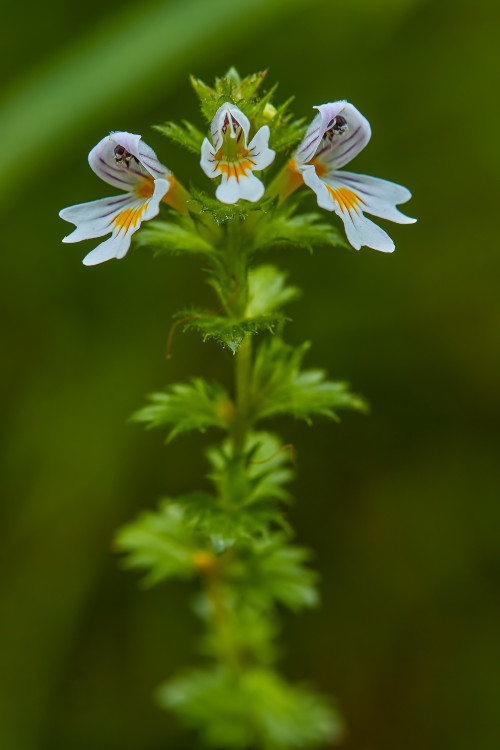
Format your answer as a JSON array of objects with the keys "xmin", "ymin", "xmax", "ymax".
[{"xmin": 88, "ymin": 131, "xmax": 170, "ymax": 190}]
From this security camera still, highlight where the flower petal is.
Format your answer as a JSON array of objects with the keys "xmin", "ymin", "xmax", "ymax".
[
  {"xmin": 88, "ymin": 132, "xmax": 169, "ymax": 190},
  {"xmin": 64, "ymin": 177, "xmax": 168, "ymax": 265},
  {"xmin": 211, "ymin": 103, "xmax": 251, "ymax": 151},
  {"xmin": 200, "ymin": 137, "xmax": 218, "ymax": 178},
  {"xmin": 233, "ymin": 173, "xmax": 265, "ymax": 202},
  {"xmin": 248, "ymin": 125, "xmax": 275, "ymax": 170},
  {"xmin": 296, "ymin": 102, "xmax": 371, "ymax": 170},
  {"xmin": 339, "ymin": 207, "xmax": 395, "ymax": 253},
  {"xmin": 299, "ymin": 164, "xmax": 336, "ymax": 211},
  {"xmin": 312, "ymin": 103, "xmax": 371, "ymax": 170},
  {"xmin": 329, "ymin": 171, "xmax": 416, "ymax": 224},
  {"xmin": 215, "ymin": 175, "xmax": 241, "ymax": 204},
  {"xmin": 295, "ymin": 102, "xmax": 346, "ymax": 165},
  {"xmin": 59, "ymin": 194, "xmax": 132, "ymax": 242}
]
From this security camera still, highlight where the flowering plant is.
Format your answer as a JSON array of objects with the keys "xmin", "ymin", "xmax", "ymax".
[{"xmin": 60, "ymin": 69, "xmax": 414, "ymax": 749}]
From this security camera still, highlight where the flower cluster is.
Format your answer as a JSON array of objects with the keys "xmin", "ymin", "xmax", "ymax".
[{"xmin": 60, "ymin": 78, "xmax": 415, "ymax": 262}]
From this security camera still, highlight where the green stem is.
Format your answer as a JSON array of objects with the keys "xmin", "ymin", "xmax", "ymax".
[
  {"xmin": 204, "ymin": 565, "xmax": 242, "ymax": 674},
  {"xmin": 233, "ymin": 335, "xmax": 252, "ymax": 456}
]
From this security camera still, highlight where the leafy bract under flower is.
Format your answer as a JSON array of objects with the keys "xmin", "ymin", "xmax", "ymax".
[
  {"xmin": 59, "ymin": 132, "xmax": 173, "ymax": 265},
  {"xmin": 290, "ymin": 102, "xmax": 416, "ymax": 252},
  {"xmin": 201, "ymin": 103, "xmax": 275, "ymax": 205}
]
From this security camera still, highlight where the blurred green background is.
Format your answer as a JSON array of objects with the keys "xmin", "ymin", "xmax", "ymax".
[{"xmin": 1, "ymin": 0, "xmax": 499, "ymax": 748}]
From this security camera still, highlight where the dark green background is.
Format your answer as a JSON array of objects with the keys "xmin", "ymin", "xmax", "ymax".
[{"xmin": 1, "ymin": 0, "xmax": 499, "ymax": 748}]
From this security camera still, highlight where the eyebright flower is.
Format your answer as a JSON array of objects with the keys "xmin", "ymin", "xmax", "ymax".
[
  {"xmin": 200, "ymin": 102, "xmax": 275, "ymax": 204},
  {"xmin": 60, "ymin": 132, "xmax": 185, "ymax": 266},
  {"xmin": 285, "ymin": 102, "xmax": 416, "ymax": 252}
]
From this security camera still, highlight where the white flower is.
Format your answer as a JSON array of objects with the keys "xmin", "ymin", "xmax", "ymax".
[
  {"xmin": 200, "ymin": 102, "xmax": 275, "ymax": 204},
  {"xmin": 60, "ymin": 132, "xmax": 172, "ymax": 266},
  {"xmin": 291, "ymin": 102, "xmax": 416, "ymax": 252}
]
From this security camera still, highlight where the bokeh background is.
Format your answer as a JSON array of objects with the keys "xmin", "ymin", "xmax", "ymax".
[{"xmin": 1, "ymin": 0, "xmax": 499, "ymax": 748}]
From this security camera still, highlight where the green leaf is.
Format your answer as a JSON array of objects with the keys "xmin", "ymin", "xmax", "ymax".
[
  {"xmin": 133, "ymin": 379, "xmax": 233, "ymax": 441},
  {"xmin": 135, "ymin": 216, "xmax": 217, "ymax": 257},
  {"xmin": 159, "ymin": 665, "xmax": 343, "ymax": 750},
  {"xmin": 230, "ymin": 536, "xmax": 319, "ymax": 612},
  {"xmin": 251, "ymin": 338, "xmax": 368, "ymax": 424},
  {"xmin": 246, "ymin": 264, "xmax": 300, "ymax": 317},
  {"xmin": 269, "ymin": 112, "xmax": 308, "ymax": 153},
  {"xmin": 115, "ymin": 502, "xmax": 199, "ymax": 586},
  {"xmin": 154, "ymin": 120, "xmax": 205, "ymax": 154},
  {"xmin": 255, "ymin": 210, "xmax": 346, "ymax": 253},
  {"xmin": 190, "ymin": 75, "xmax": 220, "ymax": 121},
  {"xmin": 178, "ymin": 310, "xmax": 287, "ymax": 353},
  {"xmin": 182, "ymin": 494, "xmax": 290, "ymax": 553},
  {"xmin": 206, "ymin": 432, "xmax": 295, "ymax": 508}
]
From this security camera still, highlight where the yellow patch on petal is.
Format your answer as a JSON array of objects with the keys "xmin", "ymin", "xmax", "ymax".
[
  {"xmin": 113, "ymin": 202, "xmax": 149, "ymax": 233},
  {"xmin": 314, "ymin": 161, "xmax": 328, "ymax": 178},
  {"xmin": 216, "ymin": 158, "xmax": 256, "ymax": 182},
  {"xmin": 213, "ymin": 139, "xmax": 255, "ymax": 183},
  {"xmin": 135, "ymin": 177, "xmax": 155, "ymax": 199},
  {"xmin": 325, "ymin": 185, "xmax": 362, "ymax": 214}
]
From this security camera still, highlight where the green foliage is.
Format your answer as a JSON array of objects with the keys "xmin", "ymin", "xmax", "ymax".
[
  {"xmin": 115, "ymin": 69, "xmax": 372, "ymax": 750},
  {"xmin": 135, "ymin": 216, "xmax": 217, "ymax": 257},
  {"xmin": 229, "ymin": 536, "xmax": 319, "ymax": 612},
  {"xmin": 158, "ymin": 666, "xmax": 342, "ymax": 750},
  {"xmin": 267, "ymin": 98, "xmax": 308, "ymax": 153},
  {"xmin": 255, "ymin": 208, "xmax": 346, "ymax": 253},
  {"xmin": 191, "ymin": 70, "xmax": 268, "ymax": 122},
  {"xmin": 115, "ymin": 502, "xmax": 199, "ymax": 586},
  {"xmin": 133, "ymin": 379, "xmax": 232, "ymax": 441},
  {"xmin": 251, "ymin": 337, "xmax": 368, "ymax": 424},
  {"xmin": 177, "ymin": 309, "xmax": 286, "ymax": 353},
  {"xmin": 246, "ymin": 265, "xmax": 300, "ymax": 317},
  {"xmin": 154, "ymin": 120, "xmax": 206, "ymax": 154},
  {"xmin": 181, "ymin": 494, "xmax": 289, "ymax": 553},
  {"xmin": 206, "ymin": 432, "xmax": 295, "ymax": 507}
]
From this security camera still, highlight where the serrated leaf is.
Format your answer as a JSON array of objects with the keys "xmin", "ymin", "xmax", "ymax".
[
  {"xmin": 270, "ymin": 115, "xmax": 308, "ymax": 153},
  {"xmin": 206, "ymin": 432, "xmax": 295, "ymax": 508},
  {"xmin": 246, "ymin": 264, "xmax": 300, "ymax": 317},
  {"xmin": 190, "ymin": 75, "xmax": 219, "ymax": 121},
  {"xmin": 251, "ymin": 338, "xmax": 368, "ymax": 424},
  {"xmin": 230, "ymin": 536, "xmax": 319, "ymax": 612},
  {"xmin": 183, "ymin": 494, "xmax": 290, "ymax": 553},
  {"xmin": 159, "ymin": 665, "xmax": 343, "ymax": 750},
  {"xmin": 115, "ymin": 502, "xmax": 199, "ymax": 586},
  {"xmin": 154, "ymin": 120, "xmax": 205, "ymax": 154},
  {"xmin": 135, "ymin": 216, "xmax": 217, "ymax": 257},
  {"xmin": 255, "ymin": 211, "xmax": 346, "ymax": 253},
  {"xmin": 133, "ymin": 378, "xmax": 233, "ymax": 441},
  {"xmin": 178, "ymin": 310, "xmax": 286, "ymax": 353}
]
